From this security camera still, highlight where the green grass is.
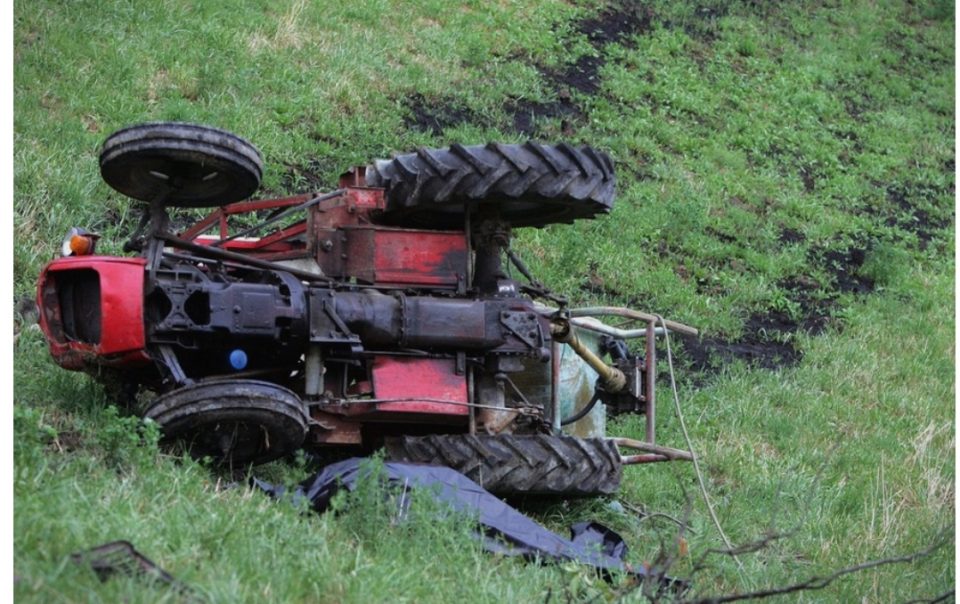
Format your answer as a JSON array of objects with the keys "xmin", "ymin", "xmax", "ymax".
[{"xmin": 14, "ymin": 1, "xmax": 953, "ymax": 602}]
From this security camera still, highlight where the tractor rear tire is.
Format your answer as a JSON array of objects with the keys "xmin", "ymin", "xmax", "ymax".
[
  {"xmin": 384, "ymin": 433, "xmax": 622, "ymax": 497},
  {"xmin": 366, "ymin": 142, "xmax": 615, "ymax": 229}
]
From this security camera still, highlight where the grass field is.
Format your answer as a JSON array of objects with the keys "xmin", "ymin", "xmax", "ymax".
[{"xmin": 14, "ymin": 1, "xmax": 954, "ymax": 602}]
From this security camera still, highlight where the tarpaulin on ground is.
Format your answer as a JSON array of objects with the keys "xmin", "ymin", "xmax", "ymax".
[{"xmin": 254, "ymin": 458, "xmax": 678, "ymax": 586}]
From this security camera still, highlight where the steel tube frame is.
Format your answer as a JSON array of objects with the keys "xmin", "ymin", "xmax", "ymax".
[
  {"xmin": 646, "ymin": 319, "xmax": 656, "ymax": 443},
  {"xmin": 567, "ymin": 306, "xmax": 698, "ymax": 336}
]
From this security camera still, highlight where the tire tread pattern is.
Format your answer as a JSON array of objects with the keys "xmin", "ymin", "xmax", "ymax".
[
  {"xmin": 366, "ymin": 142, "xmax": 616, "ymax": 229},
  {"xmin": 99, "ymin": 122, "xmax": 263, "ymax": 206},
  {"xmin": 385, "ymin": 433, "xmax": 622, "ymax": 497},
  {"xmin": 143, "ymin": 380, "xmax": 308, "ymax": 465}
]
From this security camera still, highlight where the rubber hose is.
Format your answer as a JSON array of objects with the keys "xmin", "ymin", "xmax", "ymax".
[{"xmin": 560, "ymin": 390, "xmax": 602, "ymax": 426}]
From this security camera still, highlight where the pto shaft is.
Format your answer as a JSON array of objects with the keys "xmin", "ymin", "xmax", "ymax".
[{"xmin": 551, "ymin": 320, "xmax": 626, "ymax": 392}]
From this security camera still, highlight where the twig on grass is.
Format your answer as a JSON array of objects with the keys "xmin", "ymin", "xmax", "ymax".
[
  {"xmin": 686, "ymin": 530, "xmax": 952, "ymax": 603},
  {"xmin": 621, "ymin": 500, "xmax": 697, "ymax": 534},
  {"xmin": 901, "ymin": 589, "xmax": 955, "ymax": 604}
]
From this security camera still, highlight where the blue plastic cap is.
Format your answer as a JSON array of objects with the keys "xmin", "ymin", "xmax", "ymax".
[{"xmin": 229, "ymin": 349, "xmax": 248, "ymax": 371}]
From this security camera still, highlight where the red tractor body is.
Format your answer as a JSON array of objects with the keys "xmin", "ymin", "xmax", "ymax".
[{"xmin": 36, "ymin": 123, "xmax": 696, "ymax": 496}]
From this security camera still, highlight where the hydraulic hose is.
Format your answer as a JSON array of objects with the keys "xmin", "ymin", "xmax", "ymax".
[{"xmin": 559, "ymin": 389, "xmax": 601, "ymax": 426}]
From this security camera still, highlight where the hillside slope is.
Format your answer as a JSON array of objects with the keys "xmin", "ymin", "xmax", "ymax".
[{"xmin": 14, "ymin": 1, "xmax": 953, "ymax": 601}]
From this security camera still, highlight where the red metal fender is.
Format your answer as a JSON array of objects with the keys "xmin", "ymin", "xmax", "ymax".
[{"xmin": 37, "ymin": 256, "xmax": 150, "ymax": 370}]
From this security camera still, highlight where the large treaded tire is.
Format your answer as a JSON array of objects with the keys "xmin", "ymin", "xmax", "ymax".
[
  {"xmin": 366, "ymin": 142, "xmax": 615, "ymax": 229},
  {"xmin": 384, "ymin": 434, "xmax": 622, "ymax": 497},
  {"xmin": 100, "ymin": 122, "xmax": 263, "ymax": 207}
]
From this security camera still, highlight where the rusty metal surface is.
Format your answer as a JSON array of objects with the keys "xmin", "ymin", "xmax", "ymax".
[
  {"xmin": 620, "ymin": 454, "xmax": 670, "ymax": 464},
  {"xmin": 612, "ymin": 437, "xmax": 693, "ymax": 462},
  {"xmin": 157, "ymin": 232, "xmax": 330, "ymax": 282},
  {"xmin": 180, "ymin": 187, "xmax": 384, "ymax": 261},
  {"xmin": 645, "ymin": 320, "xmax": 656, "ymax": 443},
  {"xmin": 309, "ymin": 187, "xmax": 385, "ymax": 230},
  {"xmin": 309, "ymin": 410, "xmax": 364, "ymax": 445},
  {"xmin": 568, "ymin": 307, "xmax": 698, "ymax": 337},
  {"xmin": 179, "ymin": 193, "xmax": 315, "ymax": 241},
  {"xmin": 342, "ymin": 226, "xmax": 467, "ymax": 287}
]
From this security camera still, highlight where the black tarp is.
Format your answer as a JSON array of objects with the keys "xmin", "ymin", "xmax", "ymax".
[{"xmin": 255, "ymin": 458, "xmax": 682, "ymax": 588}]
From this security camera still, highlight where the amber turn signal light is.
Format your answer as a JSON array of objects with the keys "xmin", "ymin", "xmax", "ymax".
[{"xmin": 61, "ymin": 227, "xmax": 100, "ymax": 257}]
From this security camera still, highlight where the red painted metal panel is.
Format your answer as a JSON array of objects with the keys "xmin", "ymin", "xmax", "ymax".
[
  {"xmin": 372, "ymin": 357, "xmax": 468, "ymax": 416},
  {"xmin": 309, "ymin": 187, "xmax": 385, "ymax": 230},
  {"xmin": 344, "ymin": 227, "xmax": 467, "ymax": 287},
  {"xmin": 38, "ymin": 256, "xmax": 150, "ymax": 369}
]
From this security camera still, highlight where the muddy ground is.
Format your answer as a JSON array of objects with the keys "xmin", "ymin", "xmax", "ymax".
[{"xmin": 294, "ymin": 2, "xmax": 953, "ymax": 383}]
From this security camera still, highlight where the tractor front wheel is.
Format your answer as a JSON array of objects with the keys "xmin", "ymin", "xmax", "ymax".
[
  {"xmin": 99, "ymin": 122, "xmax": 264, "ymax": 207},
  {"xmin": 144, "ymin": 380, "xmax": 308, "ymax": 466}
]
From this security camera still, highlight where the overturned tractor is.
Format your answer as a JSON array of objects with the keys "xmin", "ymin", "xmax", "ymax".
[{"xmin": 38, "ymin": 122, "xmax": 696, "ymax": 496}]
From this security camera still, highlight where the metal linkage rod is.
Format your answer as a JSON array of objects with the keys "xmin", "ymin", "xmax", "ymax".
[
  {"xmin": 211, "ymin": 189, "xmax": 346, "ymax": 247},
  {"xmin": 155, "ymin": 232, "xmax": 332, "ymax": 282},
  {"xmin": 611, "ymin": 437, "xmax": 693, "ymax": 461},
  {"xmin": 568, "ymin": 306, "xmax": 698, "ymax": 336},
  {"xmin": 570, "ymin": 316, "xmax": 664, "ymax": 339}
]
